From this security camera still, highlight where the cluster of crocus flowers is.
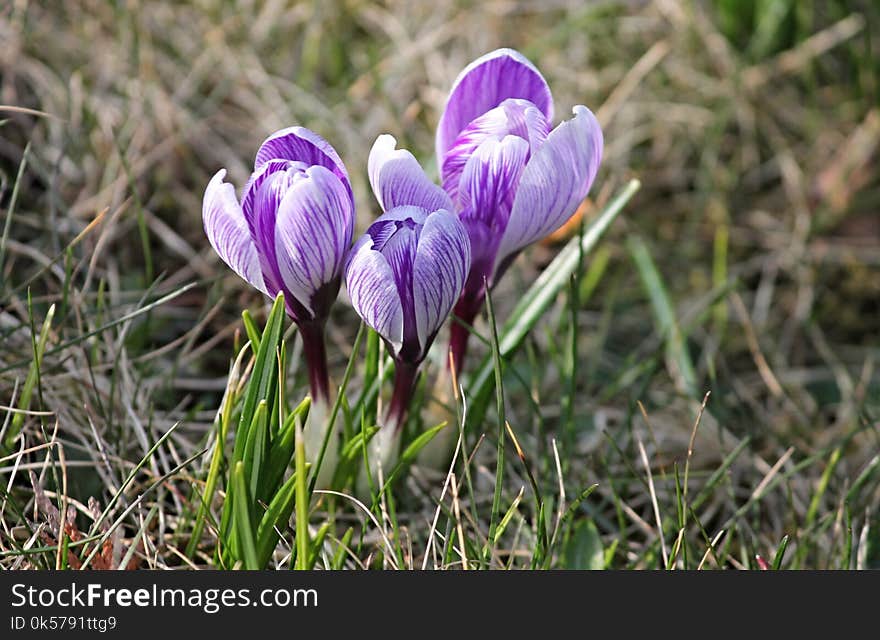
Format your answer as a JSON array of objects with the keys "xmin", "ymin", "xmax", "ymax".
[{"xmin": 202, "ymin": 47, "xmax": 603, "ymax": 477}]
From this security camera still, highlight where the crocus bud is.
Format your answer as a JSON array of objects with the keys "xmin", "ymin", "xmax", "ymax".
[
  {"xmin": 202, "ymin": 126, "xmax": 355, "ymax": 403},
  {"xmin": 346, "ymin": 202, "xmax": 469, "ymax": 469}
]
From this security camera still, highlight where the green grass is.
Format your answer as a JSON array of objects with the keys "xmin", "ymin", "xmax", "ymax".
[{"xmin": 1, "ymin": 1, "xmax": 878, "ymax": 570}]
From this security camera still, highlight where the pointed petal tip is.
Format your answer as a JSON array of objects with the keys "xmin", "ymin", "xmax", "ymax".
[
  {"xmin": 254, "ymin": 126, "xmax": 352, "ymax": 199},
  {"xmin": 437, "ymin": 47, "xmax": 554, "ymax": 164},
  {"xmin": 368, "ymin": 135, "xmax": 454, "ymax": 214}
]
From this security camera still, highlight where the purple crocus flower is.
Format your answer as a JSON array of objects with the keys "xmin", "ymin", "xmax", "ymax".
[
  {"xmin": 436, "ymin": 48, "xmax": 604, "ymax": 371},
  {"xmin": 346, "ymin": 140, "xmax": 471, "ymax": 437},
  {"xmin": 202, "ymin": 126, "xmax": 355, "ymax": 404}
]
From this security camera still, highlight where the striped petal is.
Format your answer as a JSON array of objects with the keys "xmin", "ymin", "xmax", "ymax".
[
  {"xmin": 346, "ymin": 231, "xmax": 404, "ymax": 355},
  {"xmin": 202, "ymin": 169, "xmax": 266, "ymax": 293},
  {"xmin": 241, "ymin": 159, "xmax": 307, "ymax": 236},
  {"xmin": 250, "ymin": 164, "xmax": 303, "ymax": 301},
  {"xmin": 413, "ymin": 210, "xmax": 471, "ymax": 354},
  {"xmin": 368, "ymin": 135, "xmax": 453, "ymax": 213},
  {"xmin": 274, "ymin": 165, "xmax": 355, "ymax": 317},
  {"xmin": 496, "ymin": 106, "xmax": 603, "ymax": 271},
  {"xmin": 457, "ymin": 134, "xmax": 529, "ymax": 291},
  {"xmin": 254, "ymin": 126, "xmax": 352, "ymax": 200},
  {"xmin": 458, "ymin": 134, "xmax": 530, "ymax": 229},
  {"xmin": 441, "ymin": 98, "xmax": 549, "ymax": 205},
  {"xmin": 436, "ymin": 48, "xmax": 553, "ymax": 169},
  {"xmin": 376, "ymin": 217, "xmax": 421, "ymax": 360}
]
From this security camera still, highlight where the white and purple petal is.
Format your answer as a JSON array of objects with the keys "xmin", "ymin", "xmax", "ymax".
[
  {"xmin": 457, "ymin": 134, "xmax": 530, "ymax": 228},
  {"xmin": 436, "ymin": 48, "xmax": 554, "ymax": 167},
  {"xmin": 412, "ymin": 210, "xmax": 471, "ymax": 353},
  {"xmin": 274, "ymin": 165, "xmax": 355, "ymax": 315},
  {"xmin": 249, "ymin": 165, "xmax": 304, "ymax": 299},
  {"xmin": 241, "ymin": 159, "xmax": 308, "ymax": 236},
  {"xmin": 345, "ymin": 232, "xmax": 404, "ymax": 355},
  {"xmin": 202, "ymin": 169, "xmax": 266, "ymax": 294},
  {"xmin": 254, "ymin": 126, "xmax": 353, "ymax": 200},
  {"xmin": 495, "ymin": 105, "xmax": 603, "ymax": 271},
  {"xmin": 375, "ymin": 217, "xmax": 422, "ymax": 359},
  {"xmin": 368, "ymin": 135, "xmax": 453, "ymax": 214},
  {"xmin": 441, "ymin": 98, "xmax": 549, "ymax": 203}
]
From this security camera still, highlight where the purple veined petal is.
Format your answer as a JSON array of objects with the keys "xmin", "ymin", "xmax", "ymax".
[
  {"xmin": 202, "ymin": 169, "xmax": 266, "ymax": 294},
  {"xmin": 455, "ymin": 133, "xmax": 529, "ymax": 294},
  {"xmin": 376, "ymin": 216, "xmax": 421, "ymax": 359},
  {"xmin": 254, "ymin": 126, "xmax": 353, "ymax": 201},
  {"xmin": 495, "ymin": 105, "xmax": 604, "ymax": 272},
  {"xmin": 250, "ymin": 163, "xmax": 306, "ymax": 301},
  {"xmin": 457, "ymin": 216, "xmax": 496, "ymax": 297},
  {"xmin": 368, "ymin": 135, "xmax": 453, "ymax": 214},
  {"xmin": 346, "ymin": 233, "xmax": 404, "ymax": 355},
  {"xmin": 457, "ymin": 134, "xmax": 530, "ymax": 229},
  {"xmin": 241, "ymin": 159, "xmax": 309, "ymax": 237},
  {"xmin": 274, "ymin": 165, "xmax": 355, "ymax": 316},
  {"xmin": 441, "ymin": 99, "xmax": 550, "ymax": 205},
  {"xmin": 363, "ymin": 204, "xmax": 431, "ymax": 251},
  {"xmin": 436, "ymin": 48, "xmax": 554, "ymax": 169},
  {"xmin": 413, "ymin": 209, "xmax": 471, "ymax": 355}
]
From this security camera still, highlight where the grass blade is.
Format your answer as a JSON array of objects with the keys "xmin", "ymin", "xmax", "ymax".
[
  {"xmin": 294, "ymin": 414, "xmax": 310, "ymax": 570},
  {"xmin": 628, "ymin": 234, "xmax": 698, "ymax": 397},
  {"xmin": 5, "ymin": 302, "xmax": 55, "ymax": 452},
  {"xmin": 771, "ymin": 534, "xmax": 790, "ymax": 570},
  {"xmin": 231, "ymin": 461, "xmax": 260, "ymax": 570},
  {"xmin": 256, "ymin": 469, "xmax": 301, "ymax": 567},
  {"xmin": 467, "ymin": 179, "xmax": 640, "ymax": 427},
  {"xmin": 0, "ymin": 142, "xmax": 29, "ymax": 285},
  {"xmin": 483, "ymin": 285, "xmax": 507, "ymax": 565}
]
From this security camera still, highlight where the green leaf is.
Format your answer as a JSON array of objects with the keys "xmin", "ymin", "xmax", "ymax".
[
  {"xmin": 294, "ymin": 415, "xmax": 310, "ymax": 570},
  {"xmin": 771, "ymin": 535, "xmax": 790, "ymax": 570},
  {"xmin": 185, "ymin": 347, "xmax": 247, "ymax": 559},
  {"xmin": 232, "ymin": 294, "xmax": 285, "ymax": 465},
  {"xmin": 564, "ymin": 519, "xmax": 604, "ymax": 570},
  {"xmin": 232, "ymin": 462, "xmax": 260, "ymax": 570},
  {"xmin": 338, "ymin": 426, "xmax": 380, "ymax": 463},
  {"xmin": 484, "ymin": 286, "xmax": 507, "ymax": 563},
  {"xmin": 494, "ymin": 487, "xmax": 525, "ymax": 542},
  {"xmin": 308, "ymin": 322, "xmax": 366, "ymax": 492},
  {"xmin": 219, "ymin": 294, "xmax": 285, "ymax": 552},
  {"xmin": 242, "ymin": 309, "xmax": 261, "ymax": 354},
  {"xmin": 332, "ymin": 425, "xmax": 380, "ymax": 488},
  {"xmin": 307, "ymin": 522, "xmax": 331, "ymax": 569},
  {"xmin": 255, "ymin": 468, "xmax": 304, "ymax": 567},
  {"xmin": 6, "ymin": 301, "xmax": 55, "ymax": 451},
  {"xmin": 332, "ymin": 527, "xmax": 355, "ymax": 570},
  {"xmin": 265, "ymin": 397, "xmax": 311, "ymax": 492},
  {"xmin": 361, "ymin": 328, "xmax": 381, "ymax": 427},
  {"xmin": 242, "ymin": 400, "xmax": 270, "ymax": 500}
]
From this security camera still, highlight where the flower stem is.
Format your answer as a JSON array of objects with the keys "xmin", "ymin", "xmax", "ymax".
[
  {"xmin": 385, "ymin": 358, "xmax": 420, "ymax": 435},
  {"xmin": 298, "ymin": 320, "xmax": 331, "ymax": 405},
  {"xmin": 448, "ymin": 294, "xmax": 483, "ymax": 376}
]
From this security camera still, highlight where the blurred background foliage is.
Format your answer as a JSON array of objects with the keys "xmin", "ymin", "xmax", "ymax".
[{"xmin": 1, "ymin": 0, "xmax": 878, "ymax": 568}]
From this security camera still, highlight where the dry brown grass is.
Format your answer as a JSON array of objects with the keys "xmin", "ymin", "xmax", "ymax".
[{"xmin": 1, "ymin": 0, "xmax": 878, "ymax": 569}]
